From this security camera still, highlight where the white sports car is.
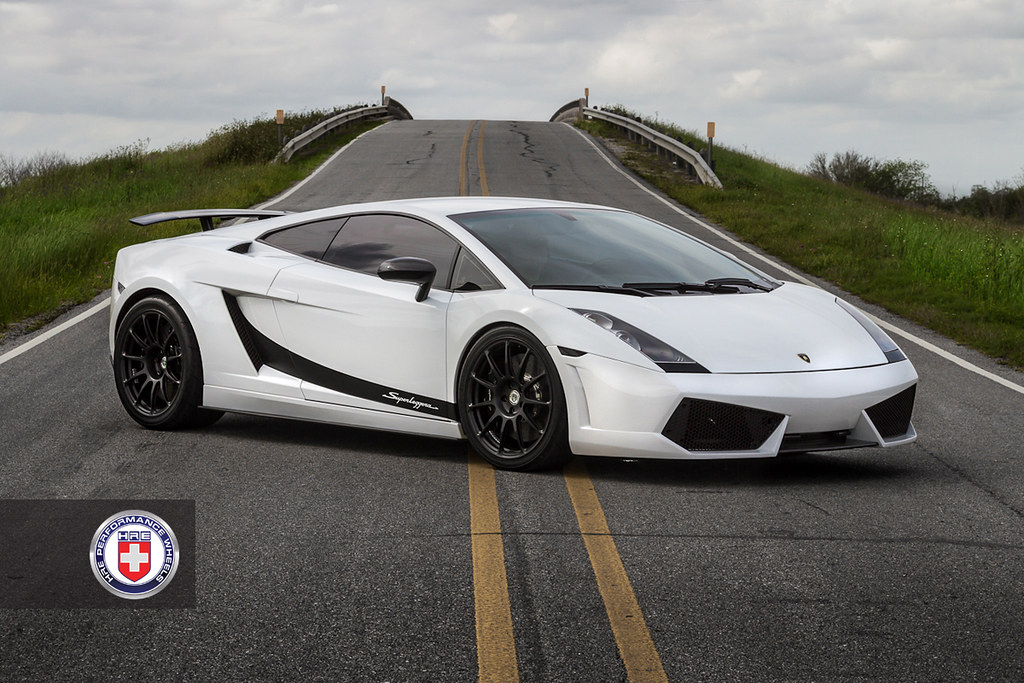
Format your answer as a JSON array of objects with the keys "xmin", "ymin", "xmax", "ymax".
[{"xmin": 109, "ymin": 197, "xmax": 917, "ymax": 470}]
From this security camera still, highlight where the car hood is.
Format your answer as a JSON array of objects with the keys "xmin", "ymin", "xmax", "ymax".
[{"xmin": 533, "ymin": 283, "xmax": 891, "ymax": 373}]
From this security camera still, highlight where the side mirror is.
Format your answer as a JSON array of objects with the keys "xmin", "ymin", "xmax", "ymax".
[{"xmin": 377, "ymin": 257, "xmax": 437, "ymax": 302}]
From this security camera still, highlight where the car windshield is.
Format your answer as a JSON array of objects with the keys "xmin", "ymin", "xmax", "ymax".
[{"xmin": 451, "ymin": 208, "xmax": 776, "ymax": 290}]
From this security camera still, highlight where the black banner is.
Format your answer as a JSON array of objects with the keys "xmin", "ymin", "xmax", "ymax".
[{"xmin": 0, "ymin": 499, "xmax": 195, "ymax": 608}]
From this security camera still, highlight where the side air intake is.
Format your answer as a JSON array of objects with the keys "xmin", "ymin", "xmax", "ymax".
[
  {"xmin": 222, "ymin": 292, "xmax": 264, "ymax": 371},
  {"xmin": 865, "ymin": 385, "xmax": 916, "ymax": 439}
]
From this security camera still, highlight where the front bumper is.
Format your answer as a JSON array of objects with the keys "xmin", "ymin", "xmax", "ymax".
[{"xmin": 554, "ymin": 351, "xmax": 918, "ymax": 460}]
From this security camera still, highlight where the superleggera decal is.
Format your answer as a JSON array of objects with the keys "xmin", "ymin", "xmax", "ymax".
[{"xmin": 381, "ymin": 391, "xmax": 440, "ymax": 412}]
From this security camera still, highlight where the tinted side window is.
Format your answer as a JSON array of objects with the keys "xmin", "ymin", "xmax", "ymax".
[
  {"xmin": 322, "ymin": 214, "xmax": 459, "ymax": 286},
  {"xmin": 261, "ymin": 218, "xmax": 347, "ymax": 259},
  {"xmin": 452, "ymin": 249, "xmax": 501, "ymax": 291}
]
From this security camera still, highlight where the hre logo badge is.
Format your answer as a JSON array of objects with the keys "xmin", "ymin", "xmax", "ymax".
[{"xmin": 90, "ymin": 510, "xmax": 179, "ymax": 599}]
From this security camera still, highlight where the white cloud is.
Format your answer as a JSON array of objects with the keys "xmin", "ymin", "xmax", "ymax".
[
  {"xmin": 0, "ymin": 0, "xmax": 1021, "ymax": 191},
  {"xmin": 486, "ymin": 13, "xmax": 519, "ymax": 39},
  {"xmin": 721, "ymin": 70, "xmax": 765, "ymax": 100}
]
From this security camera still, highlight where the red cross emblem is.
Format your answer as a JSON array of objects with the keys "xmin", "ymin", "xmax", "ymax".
[{"xmin": 118, "ymin": 539, "xmax": 151, "ymax": 582}]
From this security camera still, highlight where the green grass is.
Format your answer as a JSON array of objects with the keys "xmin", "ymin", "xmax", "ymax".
[
  {"xmin": 0, "ymin": 115, "xmax": 382, "ymax": 340},
  {"xmin": 579, "ymin": 117, "xmax": 1024, "ymax": 369}
]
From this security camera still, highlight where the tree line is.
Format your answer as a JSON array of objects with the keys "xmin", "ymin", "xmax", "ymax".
[{"xmin": 808, "ymin": 150, "xmax": 1024, "ymax": 224}]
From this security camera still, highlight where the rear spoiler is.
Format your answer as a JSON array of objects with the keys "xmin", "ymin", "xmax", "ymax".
[{"xmin": 130, "ymin": 209, "xmax": 290, "ymax": 232}]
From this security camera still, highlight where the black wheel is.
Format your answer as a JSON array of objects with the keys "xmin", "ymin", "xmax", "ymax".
[
  {"xmin": 113, "ymin": 296, "xmax": 222, "ymax": 430},
  {"xmin": 458, "ymin": 326, "xmax": 571, "ymax": 470}
]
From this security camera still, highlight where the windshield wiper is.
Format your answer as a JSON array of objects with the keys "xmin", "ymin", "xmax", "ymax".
[
  {"xmin": 533, "ymin": 280, "xmax": 774, "ymax": 297},
  {"xmin": 703, "ymin": 277, "xmax": 775, "ymax": 292},
  {"xmin": 622, "ymin": 279, "xmax": 775, "ymax": 295},
  {"xmin": 622, "ymin": 281, "xmax": 740, "ymax": 294},
  {"xmin": 532, "ymin": 284, "xmax": 653, "ymax": 297}
]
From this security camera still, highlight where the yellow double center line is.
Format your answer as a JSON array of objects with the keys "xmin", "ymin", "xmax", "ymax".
[
  {"xmin": 460, "ymin": 120, "xmax": 489, "ymax": 197},
  {"xmin": 464, "ymin": 119, "xmax": 666, "ymax": 681},
  {"xmin": 564, "ymin": 461, "xmax": 669, "ymax": 683},
  {"xmin": 469, "ymin": 456, "xmax": 668, "ymax": 682},
  {"xmin": 468, "ymin": 454, "xmax": 519, "ymax": 682}
]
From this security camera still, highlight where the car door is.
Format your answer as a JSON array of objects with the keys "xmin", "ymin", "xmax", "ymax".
[{"xmin": 268, "ymin": 213, "xmax": 459, "ymax": 420}]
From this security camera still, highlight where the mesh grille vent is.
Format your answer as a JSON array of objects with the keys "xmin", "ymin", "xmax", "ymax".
[
  {"xmin": 865, "ymin": 385, "xmax": 916, "ymax": 439},
  {"xmin": 662, "ymin": 399, "xmax": 784, "ymax": 452}
]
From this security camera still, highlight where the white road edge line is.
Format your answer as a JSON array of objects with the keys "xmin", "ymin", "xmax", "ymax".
[
  {"xmin": 0, "ymin": 299, "xmax": 109, "ymax": 367},
  {"xmin": 568, "ymin": 123, "xmax": 1024, "ymax": 397},
  {"xmin": 0, "ymin": 124, "xmax": 387, "ymax": 367}
]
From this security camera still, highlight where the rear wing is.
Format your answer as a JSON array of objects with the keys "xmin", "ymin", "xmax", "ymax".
[{"xmin": 130, "ymin": 209, "xmax": 290, "ymax": 232}]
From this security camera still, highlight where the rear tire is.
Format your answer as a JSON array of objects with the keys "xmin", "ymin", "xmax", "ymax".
[
  {"xmin": 458, "ymin": 326, "xmax": 571, "ymax": 471},
  {"xmin": 113, "ymin": 295, "xmax": 223, "ymax": 430}
]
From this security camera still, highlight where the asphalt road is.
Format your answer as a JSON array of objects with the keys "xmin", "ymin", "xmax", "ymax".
[{"xmin": 1, "ymin": 120, "xmax": 1023, "ymax": 681}]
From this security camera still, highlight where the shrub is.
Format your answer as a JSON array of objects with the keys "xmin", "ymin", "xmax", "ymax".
[
  {"xmin": 808, "ymin": 150, "xmax": 938, "ymax": 203},
  {"xmin": 202, "ymin": 105, "xmax": 371, "ymax": 166},
  {"xmin": 946, "ymin": 181, "xmax": 1024, "ymax": 224}
]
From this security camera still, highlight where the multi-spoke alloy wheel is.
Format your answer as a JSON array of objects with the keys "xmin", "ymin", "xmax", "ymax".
[
  {"xmin": 113, "ymin": 296, "xmax": 221, "ymax": 430},
  {"xmin": 458, "ymin": 326, "xmax": 570, "ymax": 470}
]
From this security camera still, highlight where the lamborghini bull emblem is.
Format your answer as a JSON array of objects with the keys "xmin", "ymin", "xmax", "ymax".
[{"xmin": 798, "ymin": 353, "xmax": 811, "ymax": 364}]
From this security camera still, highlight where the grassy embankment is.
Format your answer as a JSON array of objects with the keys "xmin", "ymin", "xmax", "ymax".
[
  {"xmin": 0, "ymin": 111, "xmax": 382, "ymax": 341},
  {"xmin": 578, "ymin": 115, "xmax": 1024, "ymax": 370}
]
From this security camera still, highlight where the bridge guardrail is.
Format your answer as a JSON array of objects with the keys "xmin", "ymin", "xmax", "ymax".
[
  {"xmin": 275, "ymin": 97, "xmax": 413, "ymax": 163},
  {"xmin": 550, "ymin": 98, "xmax": 588, "ymax": 124},
  {"xmin": 551, "ymin": 100, "xmax": 722, "ymax": 188}
]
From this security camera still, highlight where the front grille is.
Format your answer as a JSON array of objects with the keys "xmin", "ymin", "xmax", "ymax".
[
  {"xmin": 662, "ymin": 398, "xmax": 785, "ymax": 452},
  {"xmin": 865, "ymin": 385, "xmax": 916, "ymax": 439}
]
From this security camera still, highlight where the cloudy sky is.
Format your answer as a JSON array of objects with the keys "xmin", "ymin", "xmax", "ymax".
[{"xmin": 2, "ymin": 0, "xmax": 1021, "ymax": 194}]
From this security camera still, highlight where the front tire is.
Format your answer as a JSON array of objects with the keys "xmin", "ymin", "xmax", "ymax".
[
  {"xmin": 458, "ymin": 326, "xmax": 571, "ymax": 471},
  {"xmin": 113, "ymin": 295, "xmax": 222, "ymax": 430}
]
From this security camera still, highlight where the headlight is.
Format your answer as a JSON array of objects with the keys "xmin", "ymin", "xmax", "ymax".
[
  {"xmin": 573, "ymin": 309, "xmax": 708, "ymax": 373},
  {"xmin": 836, "ymin": 299, "xmax": 907, "ymax": 363}
]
